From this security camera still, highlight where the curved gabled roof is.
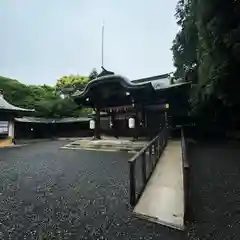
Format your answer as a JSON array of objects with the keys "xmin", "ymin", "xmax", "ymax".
[
  {"xmin": 0, "ymin": 95, "xmax": 34, "ymax": 112},
  {"xmin": 72, "ymin": 72, "xmax": 191, "ymax": 109},
  {"xmin": 72, "ymin": 74, "xmax": 154, "ymax": 99}
]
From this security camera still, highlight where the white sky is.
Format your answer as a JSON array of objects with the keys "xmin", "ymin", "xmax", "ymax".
[{"xmin": 0, "ymin": 0, "xmax": 178, "ymax": 85}]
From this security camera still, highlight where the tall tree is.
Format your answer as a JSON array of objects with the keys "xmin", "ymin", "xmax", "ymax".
[
  {"xmin": 88, "ymin": 68, "xmax": 98, "ymax": 81},
  {"xmin": 171, "ymin": 0, "xmax": 198, "ymax": 81},
  {"xmin": 56, "ymin": 74, "xmax": 89, "ymax": 97},
  {"xmin": 172, "ymin": 0, "xmax": 240, "ymax": 128},
  {"xmin": 0, "ymin": 76, "xmax": 84, "ymax": 118}
]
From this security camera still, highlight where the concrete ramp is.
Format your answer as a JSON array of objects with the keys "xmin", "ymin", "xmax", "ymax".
[{"xmin": 133, "ymin": 140, "xmax": 185, "ymax": 230}]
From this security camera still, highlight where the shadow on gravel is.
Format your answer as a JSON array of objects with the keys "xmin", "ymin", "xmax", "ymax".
[{"xmin": 186, "ymin": 140, "xmax": 240, "ymax": 240}]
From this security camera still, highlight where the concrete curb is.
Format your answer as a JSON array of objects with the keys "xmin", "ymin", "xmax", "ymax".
[
  {"xmin": 60, "ymin": 146, "xmax": 137, "ymax": 153},
  {"xmin": 15, "ymin": 138, "xmax": 77, "ymax": 145},
  {"xmin": 0, "ymin": 144, "xmax": 27, "ymax": 149}
]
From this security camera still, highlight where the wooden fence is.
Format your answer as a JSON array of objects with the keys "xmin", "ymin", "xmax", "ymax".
[{"xmin": 128, "ymin": 125, "xmax": 169, "ymax": 206}]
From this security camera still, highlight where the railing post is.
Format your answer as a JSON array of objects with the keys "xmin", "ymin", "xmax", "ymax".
[
  {"xmin": 163, "ymin": 128, "xmax": 166, "ymax": 147},
  {"xmin": 158, "ymin": 136, "xmax": 162, "ymax": 157},
  {"xmin": 141, "ymin": 152, "xmax": 147, "ymax": 184},
  {"xmin": 158, "ymin": 137, "xmax": 161, "ymax": 157},
  {"xmin": 152, "ymin": 144, "xmax": 155, "ymax": 169},
  {"xmin": 165, "ymin": 126, "xmax": 168, "ymax": 145},
  {"xmin": 128, "ymin": 126, "xmax": 169, "ymax": 206},
  {"xmin": 154, "ymin": 142, "xmax": 157, "ymax": 163},
  {"xmin": 129, "ymin": 161, "xmax": 136, "ymax": 206},
  {"xmin": 149, "ymin": 144, "xmax": 152, "ymax": 172}
]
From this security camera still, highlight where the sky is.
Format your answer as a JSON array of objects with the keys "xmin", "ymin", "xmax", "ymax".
[{"xmin": 0, "ymin": 0, "xmax": 179, "ymax": 86}]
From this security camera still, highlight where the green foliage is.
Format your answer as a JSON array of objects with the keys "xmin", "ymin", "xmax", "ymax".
[
  {"xmin": 171, "ymin": 0, "xmax": 198, "ymax": 81},
  {"xmin": 0, "ymin": 69, "xmax": 98, "ymax": 118},
  {"xmin": 172, "ymin": 0, "xmax": 240, "ymax": 122},
  {"xmin": 56, "ymin": 74, "xmax": 89, "ymax": 95},
  {"xmin": 55, "ymin": 69, "xmax": 98, "ymax": 96},
  {"xmin": 56, "ymin": 74, "xmax": 88, "ymax": 89},
  {"xmin": 0, "ymin": 76, "xmax": 85, "ymax": 118},
  {"xmin": 34, "ymin": 98, "xmax": 81, "ymax": 118},
  {"xmin": 88, "ymin": 68, "xmax": 98, "ymax": 81}
]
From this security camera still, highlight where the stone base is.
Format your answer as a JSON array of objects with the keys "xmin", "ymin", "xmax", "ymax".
[
  {"xmin": 0, "ymin": 137, "xmax": 13, "ymax": 147},
  {"xmin": 61, "ymin": 136, "xmax": 148, "ymax": 152}
]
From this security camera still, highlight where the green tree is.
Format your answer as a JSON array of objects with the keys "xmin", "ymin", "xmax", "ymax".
[
  {"xmin": 88, "ymin": 68, "xmax": 98, "ymax": 81},
  {"xmin": 171, "ymin": 0, "xmax": 198, "ymax": 81},
  {"xmin": 56, "ymin": 74, "xmax": 89, "ymax": 96},
  {"xmin": 34, "ymin": 98, "xmax": 81, "ymax": 118},
  {"xmin": 0, "ymin": 76, "xmax": 86, "ymax": 118},
  {"xmin": 172, "ymin": 0, "xmax": 240, "ymax": 129}
]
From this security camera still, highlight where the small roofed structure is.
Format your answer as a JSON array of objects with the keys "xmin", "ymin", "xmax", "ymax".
[
  {"xmin": 72, "ymin": 69, "xmax": 191, "ymax": 140},
  {"xmin": 0, "ymin": 90, "xmax": 34, "ymax": 146}
]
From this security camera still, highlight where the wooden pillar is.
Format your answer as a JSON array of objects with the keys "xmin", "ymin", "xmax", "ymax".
[
  {"xmin": 111, "ymin": 112, "xmax": 119, "ymax": 138},
  {"xmin": 165, "ymin": 111, "xmax": 168, "ymax": 128},
  {"xmin": 8, "ymin": 118, "xmax": 16, "ymax": 144},
  {"xmin": 142, "ymin": 107, "xmax": 146, "ymax": 128},
  {"xmin": 141, "ymin": 105, "xmax": 146, "ymax": 137},
  {"xmin": 134, "ymin": 107, "xmax": 139, "ymax": 140},
  {"xmin": 94, "ymin": 108, "xmax": 101, "ymax": 139},
  {"xmin": 8, "ymin": 119, "xmax": 15, "ymax": 139}
]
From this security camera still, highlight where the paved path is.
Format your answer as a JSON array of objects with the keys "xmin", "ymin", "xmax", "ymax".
[
  {"xmin": 0, "ymin": 141, "xmax": 184, "ymax": 239},
  {"xmin": 134, "ymin": 140, "xmax": 184, "ymax": 230},
  {"xmin": 187, "ymin": 141, "xmax": 240, "ymax": 240}
]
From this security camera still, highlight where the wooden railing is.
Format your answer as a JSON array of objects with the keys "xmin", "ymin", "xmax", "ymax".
[
  {"xmin": 181, "ymin": 127, "xmax": 188, "ymax": 168},
  {"xmin": 181, "ymin": 126, "xmax": 189, "ymax": 218},
  {"xmin": 128, "ymin": 125, "xmax": 169, "ymax": 206}
]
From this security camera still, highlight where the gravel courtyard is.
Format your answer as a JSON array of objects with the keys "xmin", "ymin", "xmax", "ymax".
[
  {"xmin": 187, "ymin": 140, "xmax": 240, "ymax": 240},
  {"xmin": 1, "ymin": 140, "xmax": 239, "ymax": 239},
  {"xmin": 0, "ymin": 141, "xmax": 184, "ymax": 240}
]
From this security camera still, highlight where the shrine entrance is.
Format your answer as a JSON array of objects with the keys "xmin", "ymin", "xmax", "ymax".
[{"xmin": 73, "ymin": 70, "xmax": 190, "ymax": 140}]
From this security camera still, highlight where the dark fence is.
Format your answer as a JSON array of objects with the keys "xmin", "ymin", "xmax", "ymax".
[
  {"xmin": 181, "ymin": 127, "xmax": 187, "ymax": 167},
  {"xmin": 181, "ymin": 127, "xmax": 189, "ymax": 220},
  {"xmin": 128, "ymin": 125, "xmax": 169, "ymax": 206},
  {"xmin": 15, "ymin": 122, "xmax": 92, "ymax": 139}
]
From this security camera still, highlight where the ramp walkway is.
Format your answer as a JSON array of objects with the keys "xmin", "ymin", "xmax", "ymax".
[{"xmin": 133, "ymin": 140, "xmax": 185, "ymax": 230}]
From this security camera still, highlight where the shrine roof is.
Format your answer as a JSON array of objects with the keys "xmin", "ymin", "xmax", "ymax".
[
  {"xmin": 0, "ymin": 94, "xmax": 34, "ymax": 113},
  {"xmin": 72, "ymin": 74, "xmax": 153, "ymax": 98},
  {"xmin": 15, "ymin": 117, "xmax": 90, "ymax": 123},
  {"xmin": 72, "ymin": 72, "xmax": 191, "ymax": 108}
]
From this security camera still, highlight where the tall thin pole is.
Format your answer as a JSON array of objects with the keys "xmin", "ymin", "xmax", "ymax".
[{"xmin": 101, "ymin": 21, "xmax": 104, "ymax": 67}]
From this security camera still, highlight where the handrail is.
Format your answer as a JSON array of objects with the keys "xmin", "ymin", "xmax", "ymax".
[
  {"xmin": 128, "ymin": 125, "xmax": 168, "ymax": 206},
  {"xmin": 181, "ymin": 126, "xmax": 189, "ymax": 218},
  {"xmin": 181, "ymin": 127, "xmax": 187, "ymax": 168},
  {"xmin": 128, "ymin": 134, "xmax": 160, "ymax": 163}
]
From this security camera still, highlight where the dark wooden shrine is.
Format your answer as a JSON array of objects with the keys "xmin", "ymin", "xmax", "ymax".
[
  {"xmin": 73, "ymin": 69, "xmax": 190, "ymax": 139},
  {"xmin": 0, "ymin": 91, "xmax": 34, "ymax": 144}
]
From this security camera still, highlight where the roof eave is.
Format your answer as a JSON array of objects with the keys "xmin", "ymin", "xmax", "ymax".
[{"xmin": 72, "ymin": 74, "xmax": 153, "ymax": 99}]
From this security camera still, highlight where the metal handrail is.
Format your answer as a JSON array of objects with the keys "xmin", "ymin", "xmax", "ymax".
[
  {"xmin": 181, "ymin": 127, "xmax": 187, "ymax": 168},
  {"xmin": 128, "ymin": 133, "xmax": 160, "ymax": 163},
  {"xmin": 128, "ymin": 125, "xmax": 168, "ymax": 206},
  {"xmin": 181, "ymin": 126, "xmax": 188, "ymax": 217}
]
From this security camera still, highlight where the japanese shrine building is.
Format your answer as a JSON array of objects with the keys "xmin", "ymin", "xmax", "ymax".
[
  {"xmin": 0, "ymin": 91, "xmax": 34, "ymax": 146},
  {"xmin": 73, "ymin": 70, "xmax": 191, "ymax": 139}
]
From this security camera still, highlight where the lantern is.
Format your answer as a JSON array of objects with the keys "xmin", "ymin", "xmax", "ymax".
[
  {"xmin": 165, "ymin": 103, "xmax": 169, "ymax": 109},
  {"xmin": 128, "ymin": 117, "xmax": 135, "ymax": 129},
  {"xmin": 89, "ymin": 119, "xmax": 95, "ymax": 129}
]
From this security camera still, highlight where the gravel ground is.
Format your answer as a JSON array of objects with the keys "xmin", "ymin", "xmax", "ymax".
[
  {"xmin": 187, "ymin": 141, "xmax": 240, "ymax": 240},
  {"xmin": 0, "ymin": 141, "xmax": 184, "ymax": 240}
]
